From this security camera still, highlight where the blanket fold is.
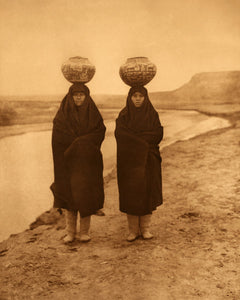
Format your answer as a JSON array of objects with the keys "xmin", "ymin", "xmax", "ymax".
[
  {"xmin": 51, "ymin": 83, "xmax": 105, "ymax": 217},
  {"xmin": 115, "ymin": 86, "xmax": 163, "ymax": 216}
]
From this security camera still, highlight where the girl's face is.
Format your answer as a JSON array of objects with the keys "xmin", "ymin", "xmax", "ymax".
[
  {"xmin": 73, "ymin": 92, "xmax": 86, "ymax": 106},
  {"xmin": 131, "ymin": 92, "xmax": 145, "ymax": 107}
]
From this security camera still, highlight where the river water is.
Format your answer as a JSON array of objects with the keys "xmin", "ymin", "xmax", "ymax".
[{"xmin": 0, "ymin": 110, "xmax": 230, "ymax": 242}]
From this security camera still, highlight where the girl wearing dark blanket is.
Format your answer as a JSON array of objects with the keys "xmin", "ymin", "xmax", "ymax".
[
  {"xmin": 51, "ymin": 83, "xmax": 106, "ymax": 243},
  {"xmin": 115, "ymin": 86, "xmax": 163, "ymax": 241}
]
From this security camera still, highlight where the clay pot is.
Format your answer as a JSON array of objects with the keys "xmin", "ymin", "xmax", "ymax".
[
  {"xmin": 61, "ymin": 56, "xmax": 96, "ymax": 83},
  {"xmin": 119, "ymin": 57, "xmax": 157, "ymax": 87}
]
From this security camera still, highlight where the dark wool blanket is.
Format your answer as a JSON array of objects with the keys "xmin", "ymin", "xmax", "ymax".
[
  {"xmin": 50, "ymin": 83, "xmax": 106, "ymax": 217},
  {"xmin": 115, "ymin": 86, "xmax": 163, "ymax": 216}
]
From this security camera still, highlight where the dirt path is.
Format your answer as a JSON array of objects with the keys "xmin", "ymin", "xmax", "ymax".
[{"xmin": 0, "ymin": 122, "xmax": 239, "ymax": 300}]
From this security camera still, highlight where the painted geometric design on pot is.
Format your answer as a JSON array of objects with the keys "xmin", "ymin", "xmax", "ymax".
[
  {"xmin": 119, "ymin": 57, "xmax": 157, "ymax": 87},
  {"xmin": 61, "ymin": 56, "xmax": 96, "ymax": 83}
]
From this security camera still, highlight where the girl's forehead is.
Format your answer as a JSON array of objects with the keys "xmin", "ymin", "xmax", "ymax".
[
  {"xmin": 73, "ymin": 91, "xmax": 85, "ymax": 95},
  {"xmin": 132, "ymin": 91, "xmax": 144, "ymax": 96}
]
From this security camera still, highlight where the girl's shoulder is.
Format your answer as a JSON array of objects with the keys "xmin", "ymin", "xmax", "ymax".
[{"xmin": 116, "ymin": 107, "xmax": 127, "ymax": 118}]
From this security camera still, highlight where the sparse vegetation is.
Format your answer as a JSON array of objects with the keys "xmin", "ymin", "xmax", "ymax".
[
  {"xmin": 0, "ymin": 70, "xmax": 239, "ymax": 127},
  {"xmin": 0, "ymin": 101, "xmax": 18, "ymax": 125},
  {"xmin": 0, "ymin": 100, "xmax": 60, "ymax": 126}
]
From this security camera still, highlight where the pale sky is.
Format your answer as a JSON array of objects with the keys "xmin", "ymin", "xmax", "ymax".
[{"xmin": 0, "ymin": 0, "xmax": 240, "ymax": 96}]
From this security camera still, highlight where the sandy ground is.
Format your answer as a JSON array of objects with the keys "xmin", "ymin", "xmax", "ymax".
[{"xmin": 0, "ymin": 116, "xmax": 240, "ymax": 300}]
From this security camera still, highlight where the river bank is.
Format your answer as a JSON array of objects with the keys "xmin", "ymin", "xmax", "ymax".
[
  {"xmin": 0, "ymin": 109, "xmax": 231, "ymax": 242},
  {"xmin": 0, "ymin": 107, "xmax": 235, "ymax": 140},
  {"xmin": 0, "ymin": 110, "xmax": 239, "ymax": 299}
]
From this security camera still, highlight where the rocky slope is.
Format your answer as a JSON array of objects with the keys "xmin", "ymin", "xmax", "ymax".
[{"xmin": 150, "ymin": 71, "xmax": 240, "ymax": 110}]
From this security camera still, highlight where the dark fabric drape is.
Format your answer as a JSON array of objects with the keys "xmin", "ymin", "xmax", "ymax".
[
  {"xmin": 50, "ymin": 83, "xmax": 106, "ymax": 217},
  {"xmin": 115, "ymin": 86, "xmax": 163, "ymax": 216}
]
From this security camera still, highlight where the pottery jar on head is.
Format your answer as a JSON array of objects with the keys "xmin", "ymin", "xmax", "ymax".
[
  {"xmin": 61, "ymin": 56, "xmax": 96, "ymax": 83},
  {"xmin": 119, "ymin": 57, "xmax": 157, "ymax": 87}
]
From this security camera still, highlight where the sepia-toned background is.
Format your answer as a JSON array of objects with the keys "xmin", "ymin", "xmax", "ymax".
[
  {"xmin": 1, "ymin": 0, "xmax": 240, "ymax": 95},
  {"xmin": 0, "ymin": 0, "xmax": 240, "ymax": 299}
]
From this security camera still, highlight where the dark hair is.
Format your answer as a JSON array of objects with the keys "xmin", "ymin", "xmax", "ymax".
[{"xmin": 69, "ymin": 83, "xmax": 90, "ymax": 96}]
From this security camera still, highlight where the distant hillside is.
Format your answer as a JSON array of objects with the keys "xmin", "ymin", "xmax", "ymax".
[
  {"xmin": 150, "ymin": 71, "xmax": 240, "ymax": 109},
  {"xmin": 1, "ymin": 71, "xmax": 240, "ymax": 108},
  {"xmin": 94, "ymin": 71, "xmax": 240, "ymax": 110},
  {"xmin": 91, "ymin": 94, "xmax": 125, "ymax": 108},
  {"xmin": 0, "ymin": 94, "xmax": 63, "ymax": 102}
]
